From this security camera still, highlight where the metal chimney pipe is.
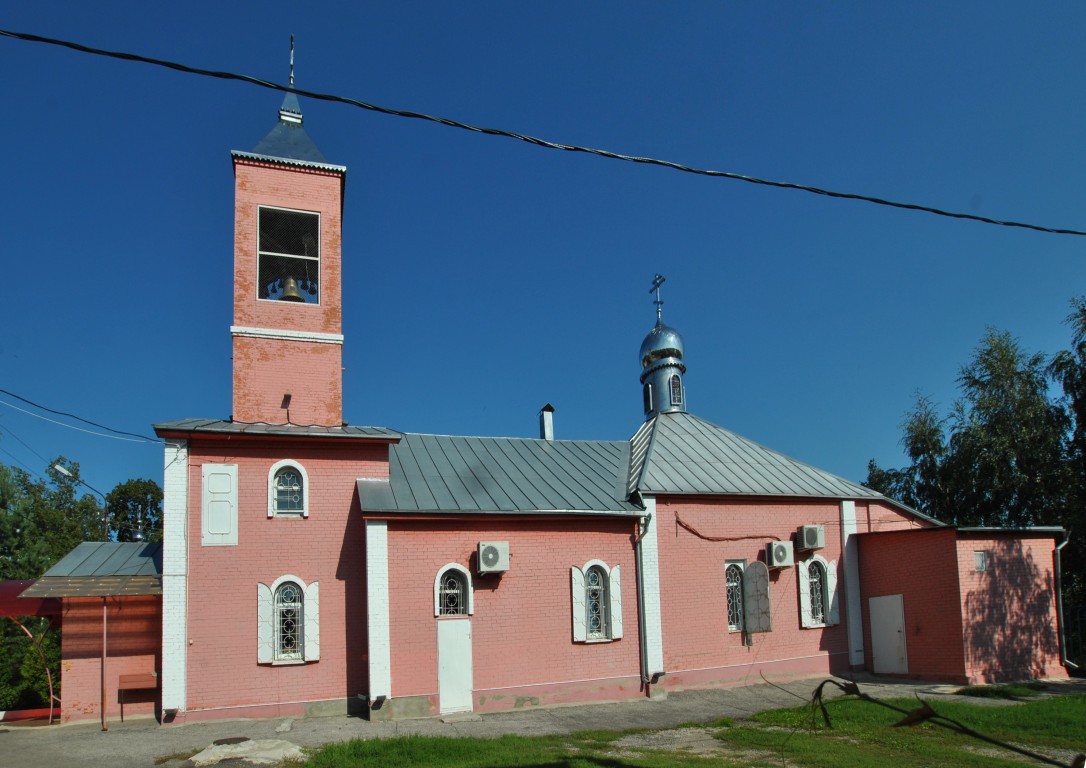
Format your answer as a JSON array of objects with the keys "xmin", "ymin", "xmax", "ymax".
[{"xmin": 539, "ymin": 403, "xmax": 555, "ymax": 441}]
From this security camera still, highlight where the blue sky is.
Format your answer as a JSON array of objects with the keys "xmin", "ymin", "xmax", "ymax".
[{"xmin": 2, "ymin": 3, "xmax": 1085, "ymax": 499}]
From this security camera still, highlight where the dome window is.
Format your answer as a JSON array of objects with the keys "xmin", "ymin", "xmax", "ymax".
[{"xmin": 669, "ymin": 375, "xmax": 683, "ymax": 406}]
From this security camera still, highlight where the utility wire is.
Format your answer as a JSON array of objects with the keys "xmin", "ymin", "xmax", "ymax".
[
  {"xmin": 3, "ymin": 27, "xmax": 1085, "ymax": 238},
  {"xmin": 0, "ymin": 389, "xmax": 161, "ymax": 443}
]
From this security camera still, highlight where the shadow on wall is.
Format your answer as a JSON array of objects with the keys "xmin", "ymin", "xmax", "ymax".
[{"xmin": 963, "ymin": 540, "xmax": 1058, "ymax": 682}]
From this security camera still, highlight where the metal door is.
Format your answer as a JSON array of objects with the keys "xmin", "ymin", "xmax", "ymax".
[
  {"xmin": 437, "ymin": 619, "xmax": 473, "ymax": 713},
  {"xmin": 869, "ymin": 594, "xmax": 908, "ymax": 674}
]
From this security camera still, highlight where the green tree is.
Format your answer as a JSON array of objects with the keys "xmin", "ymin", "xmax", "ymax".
[
  {"xmin": 106, "ymin": 478, "xmax": 163, "ymax": 543},
  {"xmin": 866, "ymin": 328, "xmax": 1070, "ymax": 528}
]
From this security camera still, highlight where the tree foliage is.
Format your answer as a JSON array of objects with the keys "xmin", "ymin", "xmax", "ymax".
[
  {"xmin": 0, "ymin": 457, "xmax": 163, "ymax": 708},
  {"xmin": 106, "ymin": 478, "xmax": 163, "ymax": 543},
  {"xmin": 867, "ymin": 301, "xmax": 1086, "ymax": 601}
]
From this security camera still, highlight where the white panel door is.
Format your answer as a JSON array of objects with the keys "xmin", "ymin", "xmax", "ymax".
[
  {"xmin": 437, "ymin": 619, "xmax": 473, "ymax": 714},
  {"xmin": 869, "ymin": 594, "xmax": 908, "ymax": 675}
]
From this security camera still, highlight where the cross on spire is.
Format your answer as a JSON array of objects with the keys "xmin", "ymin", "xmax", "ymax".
[
  {"xmin": 649, "ymin": 273, "xmax": 666, "ymax": 321},
  {"xmin": 289, "ymin": 34, "xmax": 295, "ymax": 88}
]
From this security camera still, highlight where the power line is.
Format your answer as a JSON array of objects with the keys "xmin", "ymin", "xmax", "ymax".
[
  {"xmin": 0, "ymin": 388, "xmax": 161, "ymax": 443},
  {"xmin": 2, "ymin": 27, "xmax": 1085, "ymax": 238}
]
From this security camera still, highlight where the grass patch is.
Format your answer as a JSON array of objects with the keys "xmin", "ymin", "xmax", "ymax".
[
  {"xmin": 715, "ymin": 694, "xmax": 1086, "ymax": 767},
  {"xmin": 152, "ymin": 748, "xmax": 201, "ymax": 765},
  {"xmin": 955, "ymin": 682, "xmax": 1047, "ymax": 699},
  {"xmin": 302, "ymin": 695, "xmax": 1086, "ymax": 768}
]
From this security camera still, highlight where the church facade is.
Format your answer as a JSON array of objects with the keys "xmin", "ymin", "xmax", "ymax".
[{"xmin": 139, "ymin": 94, "xmax": 1071, "ymax": 723}]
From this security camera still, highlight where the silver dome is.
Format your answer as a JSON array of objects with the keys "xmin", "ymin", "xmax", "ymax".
[{"xmin": 640, "ymin": 321, "xmax": 685, "ymax": 369}]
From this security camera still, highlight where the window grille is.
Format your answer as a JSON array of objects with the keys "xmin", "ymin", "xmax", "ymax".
[
  {"xmin": 586, "ymin": 565, "xmax": 609, "ymax": 639},
  {"xmin": 275, "ymin": 582, "xmax": 303, "ymax": 660},
  {"xmin": 273, "ymin": 468, "xmax": 304, "ymax": 514},
  {"xmin": 438, "ymin": 571, "xmax": 468, "ymax": 616},
  {"xmin": 808, "ymin": 561, "xmax": 826, "ymax": 625},
  {"xmin": 669, "ymin": 375, "xmax": 682, "ymax": 406},
  {"xmin": 258, "ymin": 207, "xmax": 320, "ymax": 303},
  {"xmin": 726, "ymin": 563, "xmax": 744, "ymax": 631},
  {"xmin": 974, "ymin": 551, "xmax": 990, "ymax": 572}
]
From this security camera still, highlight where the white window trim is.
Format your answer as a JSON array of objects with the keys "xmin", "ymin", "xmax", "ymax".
[
  {"xmin": 268, "ymin": 459, "xmax": 310, "ymax": 518},
  {"xmin": 433, "ymin": 563, "xmax": 474, "ymax": 617},
  {"xmin": 571, "ymin": 559, "xmax": 623, "ymax": 643},
  {"xmin": 798, "ymin": 554, "xmax": 839, "ymax": 628},
  {"xmin": 258, "ymin": 574, "xmax": 320, "ymax": 664}
]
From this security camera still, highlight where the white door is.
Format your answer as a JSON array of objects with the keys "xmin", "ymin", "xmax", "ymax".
[
  {"xmin": 869, "ymin": 594, "xmax": 908, "ymax": 674},
  {"xmin": 437, "ymin": 619, "xmax": 473, "ymax": 713}
]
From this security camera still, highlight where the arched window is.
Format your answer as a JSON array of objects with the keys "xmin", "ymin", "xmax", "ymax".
[
  {"xmin": 643, "ymin": 383, "xmax": 653, "ymax": 414},
  {"xmin": 268, "ymin": 460, "xmax": 309, "ymax": 517},
  {"xmin": 807, "ymin": 560, "xmax": 826, "ymax": 625},
  {"xmin": 275, "ymin": 581, "xmax": 304, "ymax": 660},
  {"xmin": 585, "ymin": 565, "xmax": 610, "ymax": 639},
  {"xmin": 798, "ymin": 554, "xmax": 839, "ymax": 628},
  {"xmin": 725, "ymin": 562, "xmax": 745, "ymax": 632},
  {"xmin": 571, "ymin": 561, "xmax": 623, "ymax": 642},
  {"xmin": 257, "ymin": 575, "xmax": 320, "ymax": 663},
  {"xmin": 433, "ymin": 564, "xmax": 474, "ymax": 617},
  {"xmin": 669, "ymin": 375, "xmax": 683, "ymax": 406}
]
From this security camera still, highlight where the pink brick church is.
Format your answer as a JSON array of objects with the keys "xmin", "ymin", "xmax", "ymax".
[{"xmin": 31, "ymin": 91, "xmax": 1072, "ymax": 724}]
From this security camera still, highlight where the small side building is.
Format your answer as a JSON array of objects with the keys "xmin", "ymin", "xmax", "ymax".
[{"xmin": 21, "ymin": 542, "xmax": 162, "ymax": 724}]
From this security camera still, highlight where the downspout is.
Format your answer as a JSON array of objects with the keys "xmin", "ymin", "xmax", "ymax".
[
  {"xmin": 1055, "ymin": 532, "xmax": 1079, "ymax": 670},
  {"xmin": 633, "ymin": 514, "xmax": 650, "ymax": 684},
  {"xmin": 101, "ymin": 596, "xmax": 109, "ymax": 731},
  {"xmin": 632, "ymin": 512, "xmax": 662, "ymax": 687}
]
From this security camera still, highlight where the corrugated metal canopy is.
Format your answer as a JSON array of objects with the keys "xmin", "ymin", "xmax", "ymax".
[
  {"xmin": 20, "ymin": 542, "xmax": 163, "ymax": 599},
  {"xmin": 628, "ymin": 411, "xmax": 886, "ymax": 500},
  {"xmin": 358, "ymin": 433, "xmax": 642, "ymax": 515}
]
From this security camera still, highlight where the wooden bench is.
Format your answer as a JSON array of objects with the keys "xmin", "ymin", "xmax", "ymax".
[{"xmin": 118, "ymin": 673, "xmax": 158, "ymax": 721}]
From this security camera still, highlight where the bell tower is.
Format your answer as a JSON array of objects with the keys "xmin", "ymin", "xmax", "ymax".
[{"xmin": 230, "ymin": 88, "xmax": 347, "ymax": 426}]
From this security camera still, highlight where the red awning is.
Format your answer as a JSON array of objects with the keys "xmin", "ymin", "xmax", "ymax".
[{"xmin": 0, "ymin": 580, "xmax": 61, "ymax": 617}]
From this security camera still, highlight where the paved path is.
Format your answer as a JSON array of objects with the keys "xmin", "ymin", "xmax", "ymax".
[{"xmin": 2, "ymin": 675, "xmax": 1081, "ymax": 768}]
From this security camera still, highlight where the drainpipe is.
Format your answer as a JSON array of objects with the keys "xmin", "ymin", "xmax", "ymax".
[
  {"xmin": 632, "ymin": 513, "xmax": 662, "ymax": 688},
  {"xmin": 1055, "ymin": 532, "xmax": 1079, "ymax": 670},
  {"xmin": 101, "ymin": 596, "xmax": 109, "ymax": 731}
]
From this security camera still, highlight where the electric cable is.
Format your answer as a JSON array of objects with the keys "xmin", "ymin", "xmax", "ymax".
[
  {"xmin": 2, "ymin": 27, "xmax": 1085, "ymax": 237},
  {"xmin": 0, "ymin": 388, "xmax": 160, "ymax": 443}
]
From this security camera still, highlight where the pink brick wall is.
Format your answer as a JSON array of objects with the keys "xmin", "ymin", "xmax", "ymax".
[
  {"xmin": 384, "ymin": 517, "xmax": 642, "ymax": 712},
  {"xmin": 184, "ymin": 438, "xmax": 388, "ymax": 715},
  {"xmin": 60, "ymin": 596, "xmax": 160, "ymax": 723},
  {"xmin": 859, "ymin": 529, "xmax": 1067, "ymax": 683},
  {"xmin": 859, "ymin": 528, "xmax": 967, "ymax": 682},
  {"xmin": 654, "ymin": 497, "xmax": 923, "ymax": 690},
  {"xmin": 232, "ymin": 335, "xmax": 342, "ymax": 427},
  {"xmin": 232, "ymin": 159, "xmax": 344, "ymax": 425},
  {"xmin": 957, "ymin": 534, "xmax": 1066, "ymax": 682}
]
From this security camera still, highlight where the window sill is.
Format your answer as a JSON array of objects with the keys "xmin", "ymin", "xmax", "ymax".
[
  {"xmin": 577, "ymin": 637, "xmax": 616, "ymax": 644},
  {"xmin": 265, "ymin": 659, "xmax": 308, "ymax": 666}
]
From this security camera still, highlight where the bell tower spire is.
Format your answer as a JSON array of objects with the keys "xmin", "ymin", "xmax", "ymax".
[
  {"xmin": 639, "ymin": 275, "xmax": 687, "ymax": 419},
  {"xmin": 229, "ymin": 50, "xmax": 348, "ymax": 426}
]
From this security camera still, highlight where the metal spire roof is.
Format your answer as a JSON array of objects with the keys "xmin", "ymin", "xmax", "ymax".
[{"xmin": 243, "ymin": 90, "xmax": 330, "ymax": 165}]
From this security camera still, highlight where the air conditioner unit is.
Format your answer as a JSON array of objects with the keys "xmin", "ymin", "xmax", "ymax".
[
  {"xmin": 798, "ymin": 524, "xmax": 825, "ymax": 550},
  {"xmin": 766, "ymin": 540, "xmax": 794, "ymax": 568},
  {"xmin": 477, "ymin": 541, "xmax": 510, "ymax": 574}
]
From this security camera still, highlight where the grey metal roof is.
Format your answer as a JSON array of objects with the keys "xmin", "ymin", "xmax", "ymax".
[
  {"xmin": 628, "ymin": 411, "xmax": 886, "ymax": 501},
  {"xmin": 154, "ymin": 418, "xmax": 400, "ymax": 440},
  {"xmin": 20, "ymin": 542, "xmax": 162, "ymax": 598},
  {"xmin": 358, "ymin": 433, "xmax": 642, "ymax": 516}
]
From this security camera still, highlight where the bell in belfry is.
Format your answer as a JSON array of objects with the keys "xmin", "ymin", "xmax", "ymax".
[{"xmin": 279, "ymin": 276, "xmax": 305, "ymax": 302}]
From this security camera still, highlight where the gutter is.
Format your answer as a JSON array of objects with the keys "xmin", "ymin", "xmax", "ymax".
[{"xmin": 1055, "ymin": 532, "xmax": 1079, "ymax": 670}]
